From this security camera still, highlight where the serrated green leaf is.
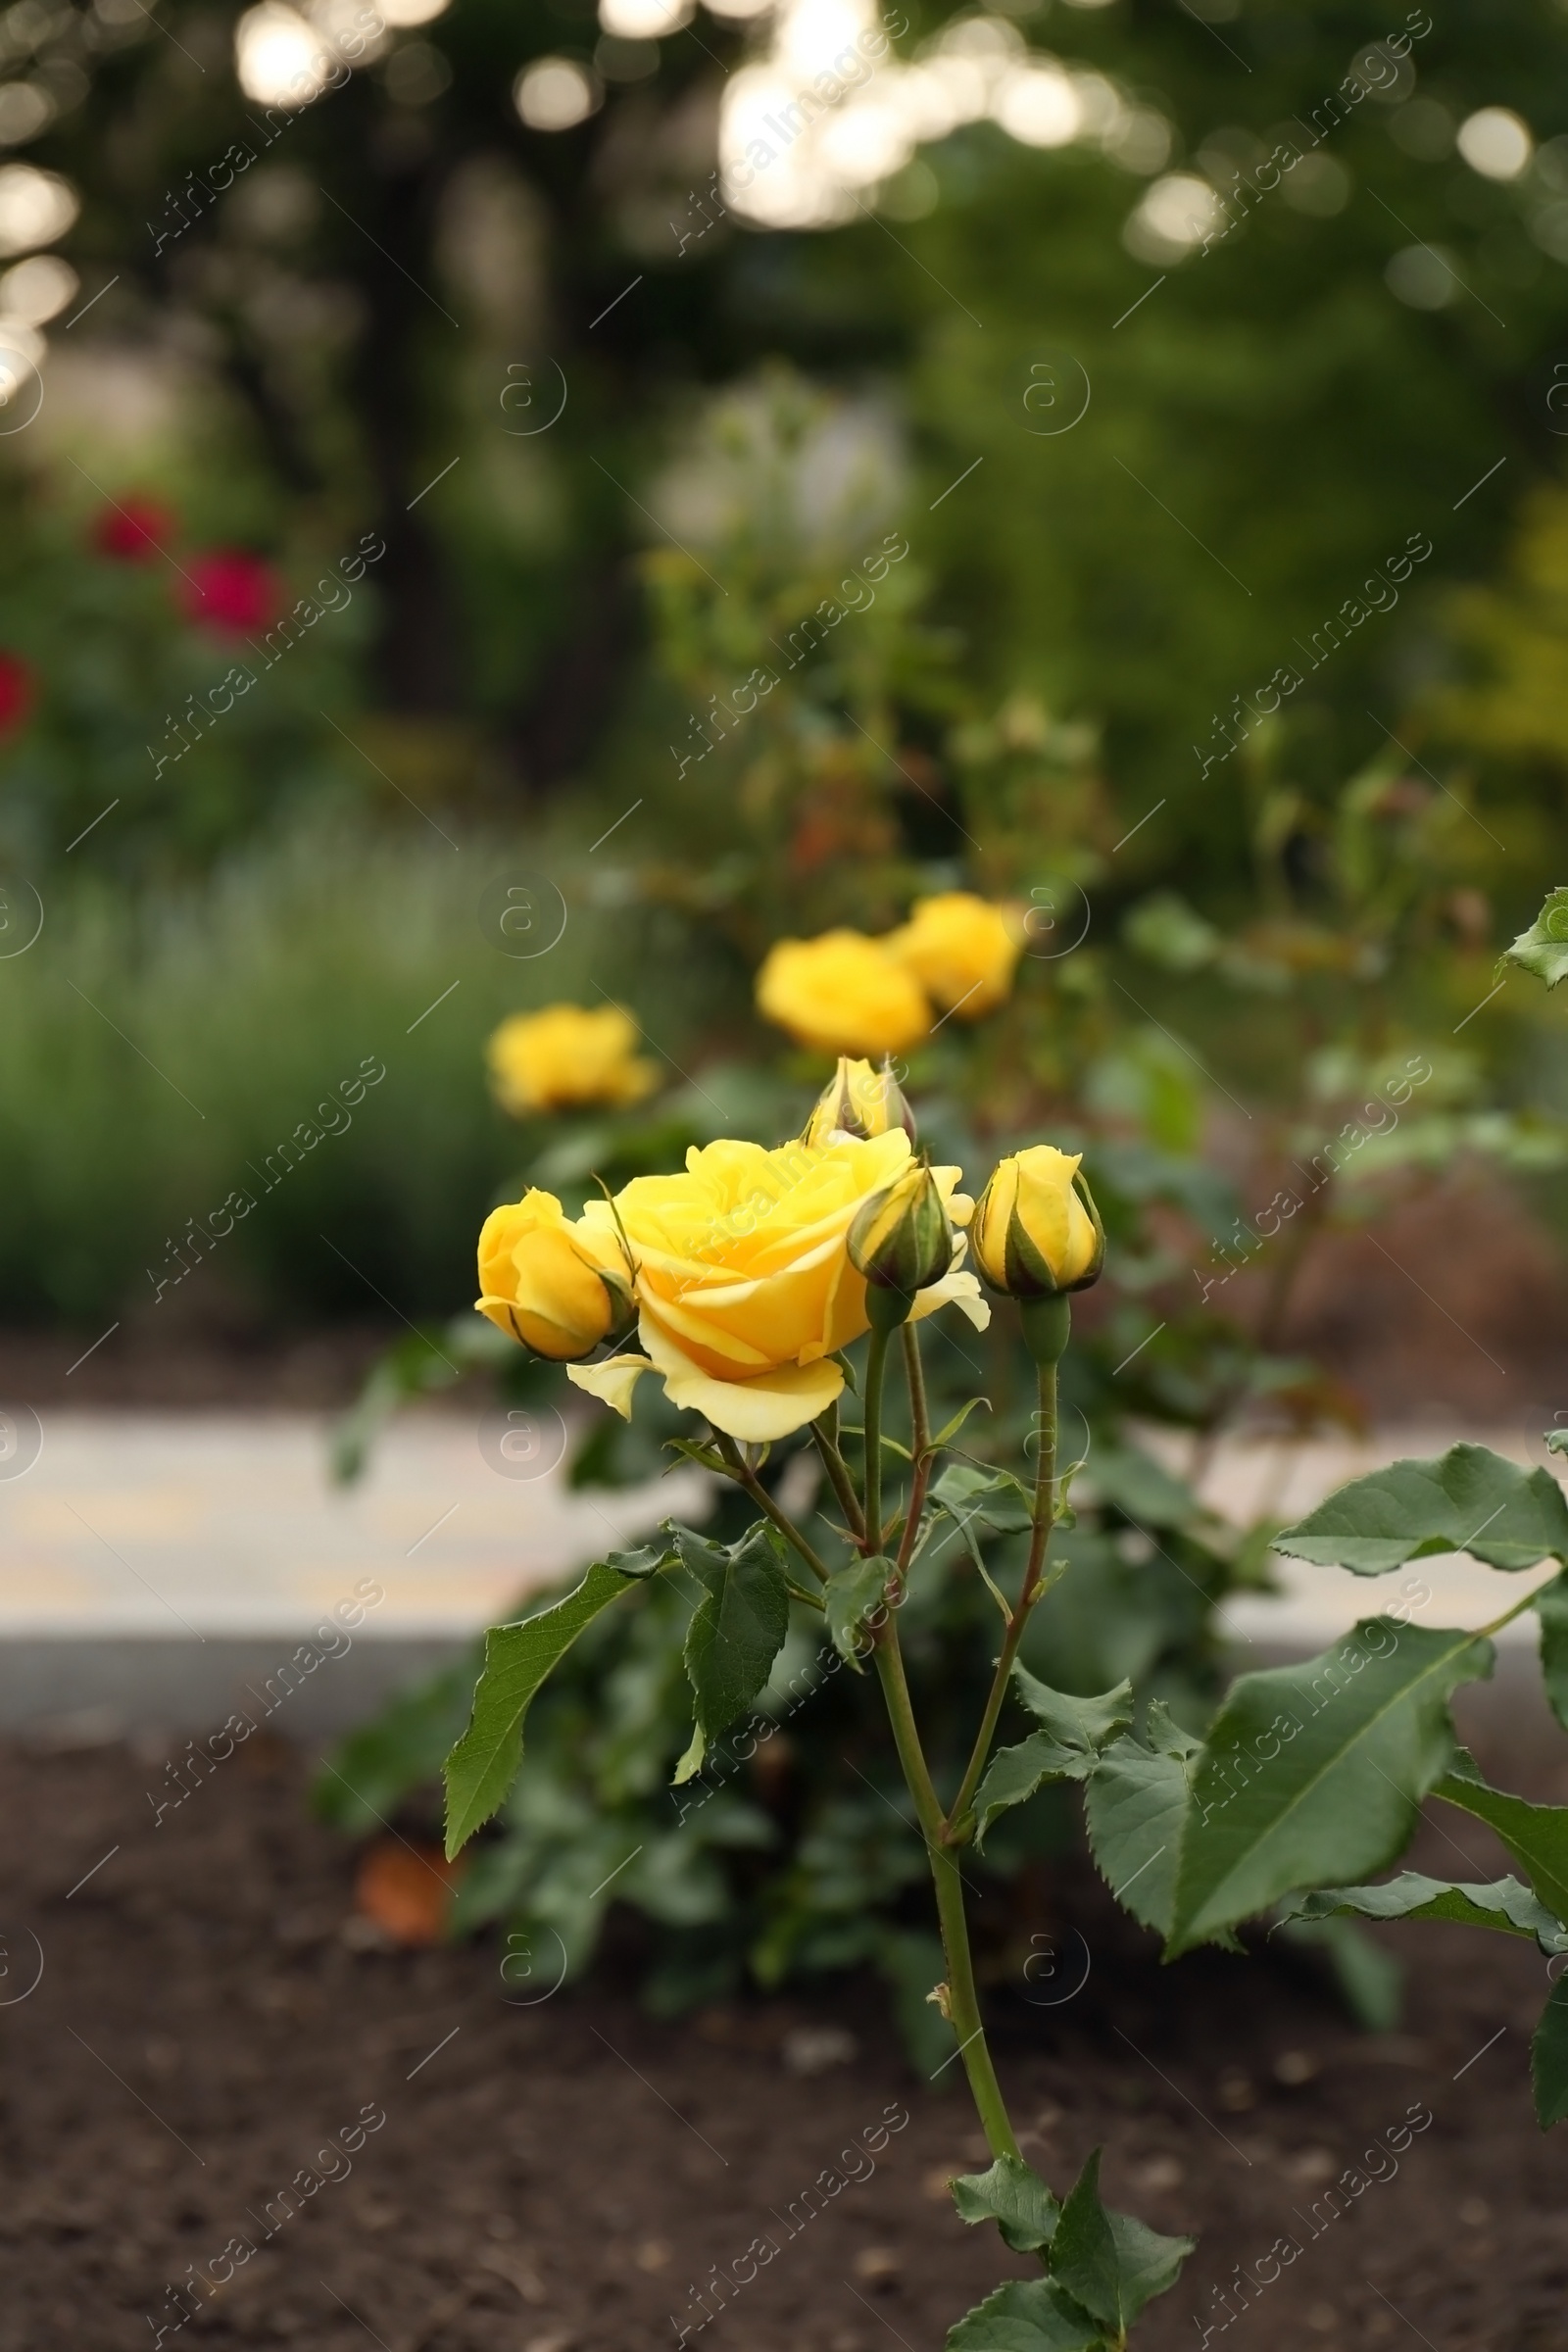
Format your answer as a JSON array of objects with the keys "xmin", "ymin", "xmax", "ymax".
[
  {"xmin": 973, "ymin": 1675, "xmax": 1135, "ymax": 1848},
  {"xmin": 1280, "ymin": 1871, "xmax": 1568, "ymax": 1949},
  {"xmin": 1274, "ymin": 1444, "xmax": 1568, "ymax": 1574},
  {"xmin": 1049, "ymin": 2149, "xmax": 1194, "ymax": 2337},
  {"xmin": 973, "ymin": 1735, "xmax": 1095, "ymax": 1847},
  {"xmin": 823, "ymin": 1554, "xmax": 893, "ymax": 1668},
  {"xmin": 946, "ymin": 2278, "xmax": 1106, "ymax": 2352},
  {"xmin": 1083, "ymin": 1727, "xmax": 1197, "ymax": 1936},
  {"xmin": 1534, "ymin": 1570, "xmax": 1568, "ymax": 1731},
  {"xmin": 1013, "ymin": 1669, "xmax": 1136, "ymax": 1751},
  {"xmin": 674, "ymin": 1521, "xmax": 791, "ymax": 1785},
  {"xmin": 444, "ymin": 1555, "xmax": 666, "ymax": 1854},
  {"xmin": 1435, "ymin": 1750, "xmax": 1568, "ymax": 1921},
  {"xmin": 1532, "ymin": 1974, "xmax": 1568, "ymax": 2127},
  {"xmin": 931, "ymin": 1461, "xmax": 1036, "ymax": 1533},
  {"xmin": 1167, "ymin": 1620, "xmax": 1494, "ymax": 1954},
  {"xmin": 950, "ymin": 2154, "xmax": 1059, "ymax": 2254},
  {"xmin": 1504, "ymin": 887, "xmax": 1568, "ymax": 989}
]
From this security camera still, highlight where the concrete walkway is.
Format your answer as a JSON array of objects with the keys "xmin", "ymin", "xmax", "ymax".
[{"xmin": 0, "ymin": 1411, "xmax": 1551, "ymax": 1733}]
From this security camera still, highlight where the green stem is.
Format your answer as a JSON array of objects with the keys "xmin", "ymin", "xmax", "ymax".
[
  {"xmin": 862, "ymin": 1324, "xmax": 891, "ymax": 1555},
  {"xmin": 872, "ymin": 1624, "xmax": 1019, "ymax": 2161},
  {"xmin": 947, "ymin": 1358, "xmax": 1057, "ymax": 1837},
  {"xmin": 810, "ymin": 1404, "xmax": 866, "ymax": 1543},
  {"xmin": 1478, "ymin": 1575, "xmax": 1560, "ymax": 1642},
  {"xmin": 894, "ymin": 1324, "xmax": 932, "ymax": 1584},
  {"xmin": 713, "ymin": 1436, "xmax": 831, "ymax": 1584}
]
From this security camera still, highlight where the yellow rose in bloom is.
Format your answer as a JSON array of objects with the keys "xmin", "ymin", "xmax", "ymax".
[
  {"xmin": 887, "ymin": 893, "xmax": 1024, "ymax": 1018},
  {"xmin": 486, "ymin": 1004, "xmax": 659, "ymax": 1115},
  {"xmin": 566, "ymin": 1131, "xmax": 987, "ymax": 1442},
  {"xmin": 971, "ymin": 1145, "xmax": 1104, "ymax": 1298},
  {"xmin": 802, "ymin": 1056, "xmax": 915, "ymax": 1148},
  {"xmin": 475, "ymin": 1189, "xmax": 631, "ymax": 1360},
  {"xmin": 756, "ymin": 931, "xmax": 932, "ymax": 1058}
]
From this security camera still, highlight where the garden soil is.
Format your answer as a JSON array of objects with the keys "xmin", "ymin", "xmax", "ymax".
[{"xmin": 4, "ymin": 1680, "xmax": 1566, "ymax": 2352}]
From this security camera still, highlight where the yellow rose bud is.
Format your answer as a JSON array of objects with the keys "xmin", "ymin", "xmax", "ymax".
[
  {"xmin": 803, "ymin": 1056, "xmax": 916, "ymax": 1149},
  {"xmin": 886, "ymin": 892, "xmax": 1024, "ymax": 1019},
  {"xmin": 486, "ymin": 1004, "xmax": 659, "ymax": 1116},
  {"xmin": 971, "ymin": 1145, "xmax": 1104, "ymax": 1299},
  {"xmin": 756, "ymin": 930, "xmax": 931, "ymax": 1058},
  {"xmin": 475, "ymin": 1188, "xmax": 632, "ymax": 1361},
  {"xmin": 848, "ymin": 1159, "xmax": 954, "ymax": 1309}
]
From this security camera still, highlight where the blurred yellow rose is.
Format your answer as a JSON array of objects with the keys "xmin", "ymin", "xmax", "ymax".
[
  {"xmin": 475, "ymin": 1189, "xmax": 632, "ymax": 1360},
  {"xmin": 565, "ymin": 1132, "xmax": 986, "ymax": 1442},
  {"xmin": 756, "ymin": 931, "xmax": 931, "ymax": 1058},
  {"xmin": 486, "ymin": 1004, "xmax": 659, "ymax": 1115},
  {"xmin": 887, "ymin": 893, "xmax": 1024, "ymax": 1018},
  {"xmin": 971, "ymin": 1145, "xmax": 1103, "ymax": 1298}
]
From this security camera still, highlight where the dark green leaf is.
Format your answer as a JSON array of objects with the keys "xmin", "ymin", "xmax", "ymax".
[
  {"xmin": 1436, "ymin": 1749, "xmax": 1568, "ymax": 1921},
  {"xmin": 1049, "ymin": 2149, "xmax": 1194, "ymax": 2336},
  {"xmin": 674, "ymin": 1522, "xmax": 792, "ymax": 1784},
  {"xmin": 1168, "ymin": 1621, "xmax": 1494, "ymax": 1955},
  {"xmin": 1083, "ymin": 1706, "xmax": 1200, "ymax": 1936},
  {"xmin": 1082, "ymin": 1446, "xmax": 1200, "ymax": 1531},
  {"xmin": 946, "ymin": 2278, "xmax": 1106, "ymax": 2352},
  {"xmin": 1013, "ymin": 1669, "xmax": 1136, "ymax": 1752},
  {"xmin": 972, "ymin": 1676, "xmax": 1134, "ymax": 1847},
  {"xmin": 950, "ymin": 2154, "xmax": 1059, "ymax": 2254},
  {"xmin": 1280, "ymin": 1871, "xmax": 1568, "ymax": 1949},
  {"xmin": 1504, "ymin": 887, "xmax": 1568, "ymax": 990},
  {"xmin": 1532, "ymin": 1975, "xmax": 1568, "ymax": 2128},
  {"xmin": 444, "ymin": 1553, "xmax": 670, "ymax": 1854},
  {"xmin": 1274, "ymin": 1444, "xmax": 1568, "ymax": 1574},
  {"xmin": 824, "ymin": 1554, "xmax": 894, "ymax": 1667},
  {"xmin": 1534, "ymin": 1570, "xmax": 1568, "ymax": 1732}
]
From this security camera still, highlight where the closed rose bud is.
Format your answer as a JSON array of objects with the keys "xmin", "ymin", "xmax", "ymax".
[
  {"xmin": 971, "ymin": 1146, "xmax": 1104, "ymax": 1300},
  {"xmin": 803, "ymin": 1056, "xmax": 916, "ymax": 1149},
  {"xmin": 475, "ymin": 1189, "xmax": 632, "ymax": 1361},
  {"xmin": 848, "ymin": 1159, "xmax": 953, "ymax": 1322}
]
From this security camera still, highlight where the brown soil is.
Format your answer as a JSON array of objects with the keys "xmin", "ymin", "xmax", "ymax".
[{"xmin": 5, "ymin": 1699, "xmax": 1566, "ymax": 2352}]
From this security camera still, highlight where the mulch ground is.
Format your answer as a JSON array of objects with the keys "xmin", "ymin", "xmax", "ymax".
[{"xmin": 4, "ymin": 1688, "xmax": 1567, "ymax": 2352}]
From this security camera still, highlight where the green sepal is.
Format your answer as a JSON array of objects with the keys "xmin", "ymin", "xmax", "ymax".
[
  {"xmin": 823, "ymin": 1554, "xmax": 894, "ymax": 1668},
  {"xmin": 1049, "ymin": 2148, "xmax": 1194, "ymax": 2337},
  {"xmin": 1274, "ymin": 1443, "xmax": 1568, "ymax": 1575},
  {"xmin": 949, "ymin": 2153, "xmax": 1059, "ymax": 2254}
]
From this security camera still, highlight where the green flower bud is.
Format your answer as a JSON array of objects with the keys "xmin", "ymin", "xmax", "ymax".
[
  {"xmin": 848, "ymin": 1159, "xmax": 954, "ymax": 1313},
  {"xmin": 971, "ymin": 1145, "xmax": 1104, "ymax": 1299},
  {"xmin": 803, "ymin": 1056, "xmax": 916, "ymax": 1149}
]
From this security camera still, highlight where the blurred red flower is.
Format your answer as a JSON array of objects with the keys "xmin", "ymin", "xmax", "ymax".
[
  {"xmin": 0, "ymin": 650, "xmax": 34, "ymax": 741},
  {"xmin": 94, "ymin": 497, "xmax": 175, "ymax": 563},
  {"xmin": 182, "ymin": 549, "xmax": 280, "ymax": 635}
]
